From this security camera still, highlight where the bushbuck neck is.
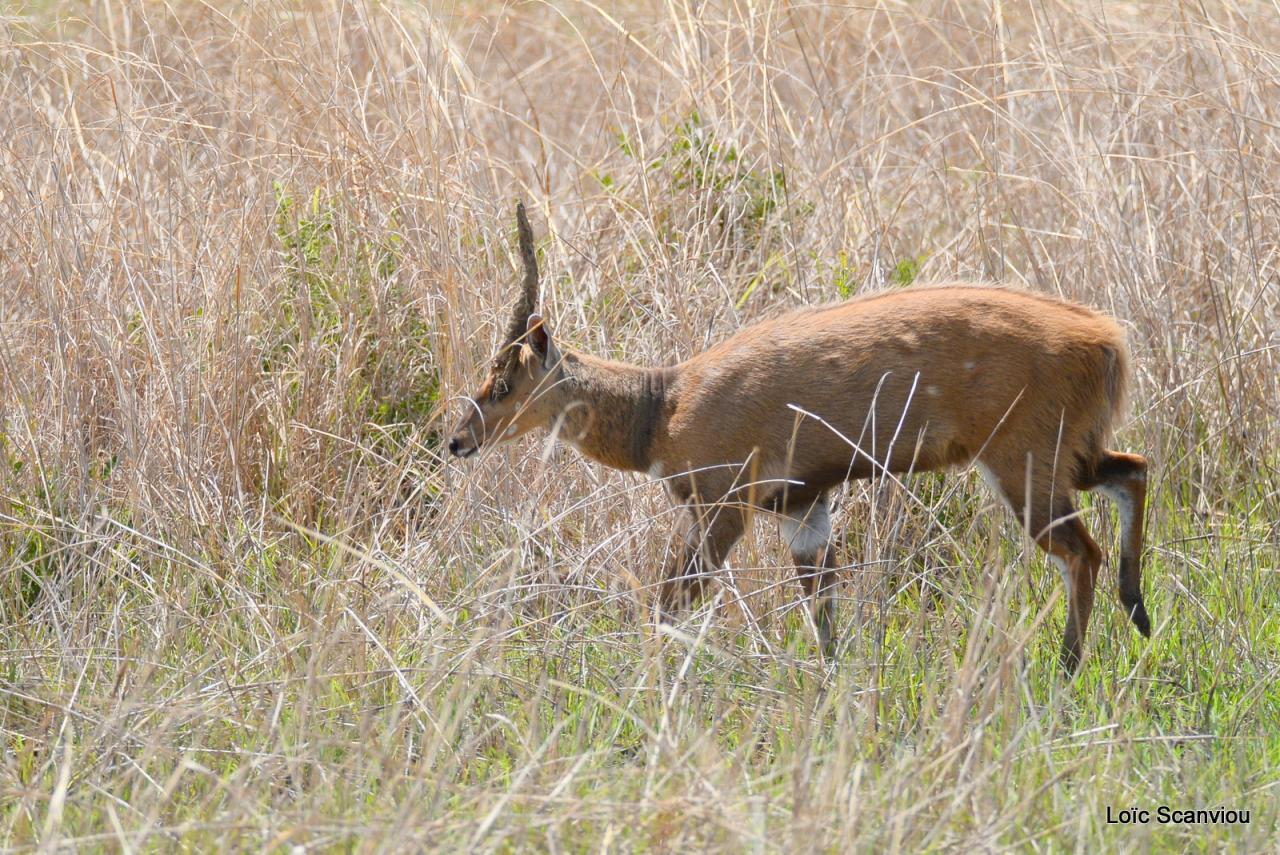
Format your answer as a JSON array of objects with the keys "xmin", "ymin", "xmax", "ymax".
[{"xmin": 549, "ymin": 351, "xmax": 671, "ymax": 474}]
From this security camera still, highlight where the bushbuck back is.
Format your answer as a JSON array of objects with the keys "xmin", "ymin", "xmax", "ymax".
[{"xmin": 449, "ymin": 203, "xmax": 1151, "ymax": 673}]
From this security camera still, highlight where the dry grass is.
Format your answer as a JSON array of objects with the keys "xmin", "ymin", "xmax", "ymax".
[{"xmin": 1, "ymin": 0, "xmax": 1278, "ymax": 850}]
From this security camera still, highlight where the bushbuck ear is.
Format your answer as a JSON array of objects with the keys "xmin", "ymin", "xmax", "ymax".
[{"xmin": 527, "ymin": 313, "xmax": 555, "ymax": 365}]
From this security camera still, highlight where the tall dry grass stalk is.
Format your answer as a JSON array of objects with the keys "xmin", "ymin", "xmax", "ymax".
[{"xmin": 1, "ymin": 1, "xmax": 1276, "ymax": 850}]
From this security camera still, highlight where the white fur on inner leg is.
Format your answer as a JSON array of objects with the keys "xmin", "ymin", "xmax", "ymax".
[
  {"xmin": 975, "ymin": 462, "xmax": 1012, "ymax": 510},
  {"xmin": 1049, "ymin": 554, "xmax": 1070, "ymax": 588},
  {"xmin": 780, "ymin": 503, "xmax": 832, "ymax": 557}
]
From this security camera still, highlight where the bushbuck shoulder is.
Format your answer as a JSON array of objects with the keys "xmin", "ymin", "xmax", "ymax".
[{"xmin": 449, "ymin": 203, "xmax": 1151, "ymax": 673}]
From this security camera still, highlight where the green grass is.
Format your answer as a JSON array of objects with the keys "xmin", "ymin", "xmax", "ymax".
[
  {"xmin": 2, "ymin": 472, "xmax": 1274, "ymax": 850},
  {"xmin": 1, "ymin": 0, "xmax": 1277, "ymax": 851}
]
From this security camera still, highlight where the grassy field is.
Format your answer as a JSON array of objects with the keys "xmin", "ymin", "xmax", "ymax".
[{"xmin": 2, "ymin": 0, "xmax": 1278, "ymax": 850}]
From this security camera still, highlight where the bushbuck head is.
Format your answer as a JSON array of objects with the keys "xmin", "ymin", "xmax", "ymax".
[{"xmin": 448, "ymin": 203, "xmax": 562, "ymax": 458}]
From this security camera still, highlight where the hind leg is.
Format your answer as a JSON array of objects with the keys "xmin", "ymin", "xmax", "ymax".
[
  {"xmin": 1040, "ymin": 512, "xmax": 1104, "ymax": 673},
  {"xmin": 1079, "ymin": 451, "xmax": 1150, "ymax": 637},
  {"xmin": 779, "ymin": 495, "xmax": 838, "ymax": 658},
  {"xmin": 981, "ymin": 459, "xmax": 1104, "ymax": 673}
]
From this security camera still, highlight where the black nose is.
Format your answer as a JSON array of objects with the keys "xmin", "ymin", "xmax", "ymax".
[{"xmin": 448, "ymin": 437, "xmax": 459, "ymax": 456}]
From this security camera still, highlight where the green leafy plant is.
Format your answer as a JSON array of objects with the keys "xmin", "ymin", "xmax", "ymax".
[
  {"xmin": 891, "ymin": 254, "xmax": 927, "ymax": 286},
  {"xmin": 268, "ymin": 184, "xmax": 441, "ymax": 503},
  {"xmin": 617, "ymin": 112, "xmax": 796, "ymax": 248},
  {"xmin": 823, "ymin": 250, "xmax": 858, "ymax": 300}
]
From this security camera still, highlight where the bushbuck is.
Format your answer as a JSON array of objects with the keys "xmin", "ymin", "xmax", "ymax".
[{"xmin": 449, "ymin": 203, "xmax": 1150, "ymax": 673}]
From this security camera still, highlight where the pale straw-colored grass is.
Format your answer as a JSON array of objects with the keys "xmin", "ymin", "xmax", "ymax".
[{"xmin": 1, "ymin": 1, "xmax": 1276, "ymax": 850}]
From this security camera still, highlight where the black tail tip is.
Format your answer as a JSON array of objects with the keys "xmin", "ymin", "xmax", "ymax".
[
  {"xmin": 1060, "ymin": 647, "xmax": 1082, "ymax": 676},
  {"xmin": 1126, "ymin": 599, "xmax": 1151, "ymax": 638},
  {"xmin": 1059, "ymin": 634, "xmax": 1084, "ymax": 675}
]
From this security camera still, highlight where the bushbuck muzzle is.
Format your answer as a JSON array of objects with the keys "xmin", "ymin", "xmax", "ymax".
[{"xmin": 447, "ymin": 334, "xmax": 554, "ymax": 458}]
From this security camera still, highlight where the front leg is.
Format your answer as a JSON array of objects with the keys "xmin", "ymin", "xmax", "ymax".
[{"xmin": 658, "ymin": 503, "xmax": 745, "ymax": 620}]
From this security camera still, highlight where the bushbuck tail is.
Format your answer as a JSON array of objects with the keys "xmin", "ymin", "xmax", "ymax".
[{"xmin": 449, "ymin": 203, "xmax": 1150, "ymax": 673}]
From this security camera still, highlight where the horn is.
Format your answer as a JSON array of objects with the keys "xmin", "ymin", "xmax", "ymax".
[{"xmin": 501, "ymin": 201, "xmax": 540, "ymax": 350}]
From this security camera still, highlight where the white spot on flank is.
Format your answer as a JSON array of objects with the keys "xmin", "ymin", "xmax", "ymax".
[
  {"xmin": 964, "ymin": 361, "xmax": 976, "ymax": 371},
  {"xmin": 504, "ymin": 424, "xmax": 518, "ymax": 438},
  {"xmin": 779, "ymin": 503, "xmax": 832, "ymax": 557},
  {"xmin": 926, "ymin": 384, "xmax": 940, "ymax": 397}
]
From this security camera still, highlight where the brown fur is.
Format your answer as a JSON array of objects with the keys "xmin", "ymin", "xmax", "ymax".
[{"xmin": 451, "ymin": 241, "xmax": 1150, "ymax": 672}]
